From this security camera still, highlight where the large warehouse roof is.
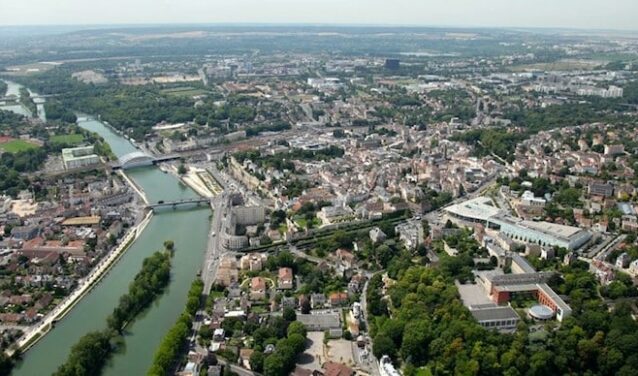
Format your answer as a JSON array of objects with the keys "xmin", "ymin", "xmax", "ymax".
[{"xmin": 444, "ymin": 196, "xmax": 502, "ymax": 222}]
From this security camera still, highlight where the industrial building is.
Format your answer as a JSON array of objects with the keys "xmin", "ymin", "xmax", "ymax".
[{"xmin": 489, "ymin": 215, "xmax": 591, "ymax": 250}]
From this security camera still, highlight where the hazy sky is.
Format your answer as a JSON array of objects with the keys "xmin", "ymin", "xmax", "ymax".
[{"xmin": 1, "ymin": 0, "xmax": 637, "ymax": 30}]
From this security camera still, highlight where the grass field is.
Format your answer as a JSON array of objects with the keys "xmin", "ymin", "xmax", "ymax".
[
  {"xmin": 0, "ymin": 139, "xmax": 40, "ymax": 153},
  {"xmin": 160, "ymin": 86, "xmax": 208, "ymax": 97},
  {"xmin": 50, "ymin": 133, "xmax": 84, "ymax": 145}
]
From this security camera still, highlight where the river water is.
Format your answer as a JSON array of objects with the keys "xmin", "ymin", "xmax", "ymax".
[
  {"xmin": 13, "ymin": 118, "xmax": 211, "ymax": 375},
  {"xmin": 1, "ymin": 80, "xmax": 46, "ymax": 121}
]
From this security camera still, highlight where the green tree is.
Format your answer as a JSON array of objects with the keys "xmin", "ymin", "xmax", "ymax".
[
  {"xmin": 283, "ymin": 307, "xmax": 296, "ymax": 322},
  {"xmin": 263, "ymin": 353, "xmax": 286, "ymax": 376},
  {"xmin": 249, "ymin": 351, "xmax": 265, "ymax": 373},
  {"xmin": 287, "ymin": 321, "xmax": 307, "ymax": 338},
  {"xmin": 373, "ymin": 335, "xmax": 397, "ymax": 360}
]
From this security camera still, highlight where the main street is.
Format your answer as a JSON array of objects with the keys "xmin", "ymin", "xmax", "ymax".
[{"xmin": 192, "ymin": 167, "xmax": 234, "ymax": 338}]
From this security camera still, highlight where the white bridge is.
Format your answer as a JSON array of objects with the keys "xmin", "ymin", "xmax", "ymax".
[{"xmin": 113, "ymin": 151, "xmax": 180, "ymax": 170}]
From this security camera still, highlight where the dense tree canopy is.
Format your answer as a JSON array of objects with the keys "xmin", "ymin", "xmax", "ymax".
[
  {"xmin": 52, "ymin": 331, "xmax": 113, "ymax": 376},
  {"xmin": 367, "ymin": 265, "xmax": 638, "ymax": 376},
  {"xmin": 107, "ymin": 251, "xmax": 172, "ymax": 332}
]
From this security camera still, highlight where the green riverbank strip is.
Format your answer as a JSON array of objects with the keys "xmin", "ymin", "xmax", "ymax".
[
  {"xmin": 147, "ymin": 278, "xmax": 204, "ymax": 376},
  {"xmin": 52, "ymin": 249, "xmax": 173, "ymax": 376}
]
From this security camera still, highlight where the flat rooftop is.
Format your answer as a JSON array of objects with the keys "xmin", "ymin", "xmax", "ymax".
[
  {"xmin": 444, "ymin": 196, "xmax": 502, "ymax": 222},
  {"xmin": 297, "ymin": 313, "xmax": 341, "ymax": 329},
  {"xmin": 61, "ymin": 216, "xmax": 101, "ymax": 226},
  {"xmin": 492, "ymin": 214, "xmax": 586, "ymax": 241},
  {"xmin": 470, "ymin": 305, "xmax": 520, "ymax": 322}
]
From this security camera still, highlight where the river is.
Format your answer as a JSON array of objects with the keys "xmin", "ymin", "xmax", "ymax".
[
  {"xmin": 1, "ymin": 80, "xmax": 46, "ymax": 121},
  {"xmin": 12, "ymin": 118, "xmax": 211, "ymax": 375}
]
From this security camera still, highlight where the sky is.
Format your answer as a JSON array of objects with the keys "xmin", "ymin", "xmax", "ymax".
[{"xmin": 1, "ymin": 0, "xmax": 637, "ymax": 31}]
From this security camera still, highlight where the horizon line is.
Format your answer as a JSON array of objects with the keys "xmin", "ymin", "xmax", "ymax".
[{"xmin": 1, "ymin": 22, "xmax": 637, "ymax": 34}]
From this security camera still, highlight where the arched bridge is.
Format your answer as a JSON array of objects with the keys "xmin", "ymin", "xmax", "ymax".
[{"xmin": 113, "ymin": 151, "xmax": 181, "ymax": 170}]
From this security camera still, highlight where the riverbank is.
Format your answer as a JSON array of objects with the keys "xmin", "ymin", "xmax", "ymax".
[
  {"xmin": 9, "ymin": 159, "xmax": 152, "ymax": 355},
  {"xmin": 9, "ymin": 209, "xmax": 154, "ymax": 356},
  {"xmin": 162, "ymin": 164, "xmax": 218, "ymax": 199},
  {"xmin": 118, "ymin": 169, "xmax": 149, "ymax": 205},
  {"xmin": 14, "ymin": 114, "xmax": 212, "ymax": 376}
]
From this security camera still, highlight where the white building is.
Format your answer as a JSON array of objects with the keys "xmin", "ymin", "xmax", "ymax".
[
  {"xmin": 445, "ymin": 197, "xmax": 591, "ymax": 250},
  {"xmin": 395, "ymin": 220, "xmax": 424, "ymax": 251},
  {"xmin": 520, "ymin": 190, "xmax": 546, "ymax": 207},
  {"xmin": 62, "ymin": 145, "xmax": 100, "ymax": 170},
  {"xmin": 379, "ymin": 355, "xmax": 401, "ymax": 376}
]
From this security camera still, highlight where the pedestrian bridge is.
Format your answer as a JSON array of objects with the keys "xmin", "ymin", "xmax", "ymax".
[{"xmin": 113, "ymin": 151, "xmax": 180, "ymax": 170}]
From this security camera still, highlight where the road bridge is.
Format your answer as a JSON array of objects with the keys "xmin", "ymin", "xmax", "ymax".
[{"xmin": 145, "ymin": 197, "xmax": 211, "ymax": 210}]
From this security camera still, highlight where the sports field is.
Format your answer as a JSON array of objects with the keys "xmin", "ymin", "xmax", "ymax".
[
  {"xmin": 50, "ymin": 133, "xmax": 84, "ymax": 145},
  {"xmin": 0, "ymin": 139, "xmax": 40, "ymax": 153}
]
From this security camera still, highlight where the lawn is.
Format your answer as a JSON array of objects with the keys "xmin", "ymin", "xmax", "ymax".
[
  {"xmin": 160, "ymin": 87, "xmax": 208, "ymax": 97},
  {"xmin": 0, "ymin": 139, "xmax": 40, "ymax": 153},
  {"xmin": 50, "ymin": 133, "xmax": 84, "ymax": 145}
]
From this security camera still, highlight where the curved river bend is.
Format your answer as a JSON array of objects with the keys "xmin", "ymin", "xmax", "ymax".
[{"xmin": 13, "ymin": 118, "xmax": 210, "ymax": 376}]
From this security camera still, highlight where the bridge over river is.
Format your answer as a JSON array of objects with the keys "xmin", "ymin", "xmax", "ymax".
[
  {"xmin": 112, "ymin": 151, "xmax": 181, "ymax": 170},
  {"xmin": 146, "ymin": 197, "xmax": 212, "ymax": 210}
]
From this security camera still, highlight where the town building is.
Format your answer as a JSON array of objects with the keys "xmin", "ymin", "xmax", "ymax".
[
  {"xmin": 616, "ymin": 252, "xmax": 631, "ymax": 269},
  {"xmin": 369, "ymin": 227, "xmax": 387, "ymax": 244},
  {"xmin": 395, "ymin": 220, "xmax": 424, "ymax": 250},
  {"xmin": 468, "ymin": 303, "xmax": 520, "ymax": 331},
  {"xmin": 62, "ymin": 145, "xmax": 100, "ymax": 170},
  {"xmin": 278, "ymin": 267, "xmax": 294, "ymax": 289},
  {"xmin": 317, "ymin": 205, "xmax": 355, "ymax": 225},
  {"xmin": 250, "ymin": 277, "xmax": 267, "ymax": 300},
  {"xmin": 297, "ymin": 313, "xmax": 342, "ymax": 337}
]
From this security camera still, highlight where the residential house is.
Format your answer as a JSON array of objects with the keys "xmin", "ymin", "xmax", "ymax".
[
  {"xmin": 240, "ymin": 253, "xmax": 266, "ymax": 271},
  {"xmin": 250, "ymin": 277, "xmax": 267, "ymax": 301},
  {"xmin": 216, "ymin": 257, "xmax": 239, "ymax": 287},
  {"xmin": 329, "ymin": 292, "xmax": 349, "ymax": 307},
  {"xmin": 323, "ymin": 362, "xmax": 354, "ymax": 376},
  {"xmin": 278, "ymin": 267, "xmax": 294, "ymax": 290},
  {"xmin": 369, "ymin": 227, "xmax": 387, "ymax": 244}
]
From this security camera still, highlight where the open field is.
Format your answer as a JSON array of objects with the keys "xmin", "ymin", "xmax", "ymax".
[
  {"xmin": 0, "ymin": 139, "xmax": 40, "ymax": 153},
  {"xmin": 160, "ymin": 86, "xmax": 208, "ymax": 97},
  {"xmin": 50, "ymin": 133, "xmax": 84, "ymax": 146}
]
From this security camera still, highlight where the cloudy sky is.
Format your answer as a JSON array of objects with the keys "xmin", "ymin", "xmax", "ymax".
[{"xmin": 1, "ymin": 0, "xmax": 636, "ymax": 30}]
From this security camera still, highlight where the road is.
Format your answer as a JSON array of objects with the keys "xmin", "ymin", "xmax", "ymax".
[
  {"xmin": 217, "ymin": 358, "xmax": 261, "ymax": 376},
  {"xmin": 358, "ymin": 278, "xmax": 380, "ymax": 376}
]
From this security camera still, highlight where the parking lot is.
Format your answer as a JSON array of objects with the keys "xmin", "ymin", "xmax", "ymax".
[{"xmin": 297, "ymin": 331, "xmax": 324, "ymax": 371}]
